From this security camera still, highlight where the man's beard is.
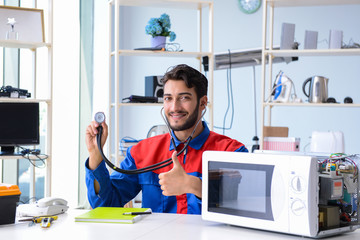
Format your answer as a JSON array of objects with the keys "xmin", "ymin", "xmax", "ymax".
[{"xmin": 166, "ymin": 103, "xmax": 200, "ymax": 131}]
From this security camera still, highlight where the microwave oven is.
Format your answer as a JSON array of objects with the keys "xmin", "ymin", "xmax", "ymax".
[{"xmin": 202, "ymin": 151, "xmax": 360, "ymax": 238}]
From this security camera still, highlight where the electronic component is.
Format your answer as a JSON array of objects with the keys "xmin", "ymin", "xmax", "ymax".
[
  {"xmin": 145, "ymin": 75, "xmax": 163, "ymax": 99},
  {"xmin": 317, "ymin": 153, "xmax": 359, "ymax": 231},
  {"xmin": 319, "ymin": 174, "xmax": 344, "ymax": 204},
  {"xmin": 0, "ymin": 85, "xmax": 31, "ymax": 98},
  {"xmin": 319, "ymin": 205, "xmax": 340, "ymax": 229},
  {"xmin": 0, "ymin": 102, "xmax": 40, "ymax": 155},
  {"xmin": 122, "ymin": 95, "xmax": 159, "ymax": 103}
]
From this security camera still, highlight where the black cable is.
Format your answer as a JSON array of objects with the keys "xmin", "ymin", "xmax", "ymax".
[
  {"xmin": 19, "ymin": 196, "xmax": 38, "ymax": 204},
  {"xmin": 96, "ymin": 126, "xmax": 191, "ymax": 174},
  {"xmin": 251, "ymin": 65, "xmax": 260, "ymax": 152},
  {"xmin": 222, "ymin": 49, "xmax": 235, "ymax": 135},
  {"xmin": 18, "ymin": 146, "xmax": 47, "ymax": 168},
  {"xmin": 23, "ymin": 154, "xmax": 46, "ymax": 168}
]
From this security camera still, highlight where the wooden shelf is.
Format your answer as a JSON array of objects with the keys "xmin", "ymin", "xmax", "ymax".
[
  {"xmin": 112, "ymin": 102, "xmax": 213, "ymax": 108},
  {"xmin": 0, "ymin": 40, "xmax": 50, "ymax": 50},
  {"xmin": 112, "ymin": 102, "xmax": 163, "ymax": 107},
  {"xmin": 111, "ymin": 49, "xmax": 212, "ymax": 58},
  {"xmin": 0, "ymin": 154, "xmax": 49, "ymax": 160},
  {"xmin": 0, "ymin": 98, "xmax": 51, "ymax": 103},
  {"xmin": 267, "ymin": 0, "xmax": 360, "ymax": 7},
  {"xmin": 114, "ymin": 0, "xmax": 213, "ymax": 9},
  {"xmin": 265, "ymin": 48, "xmax": 360, "ymax": 57},
  {"xmin": 264, "ymin": 102, "xmax": 360, "ymax": 108}
]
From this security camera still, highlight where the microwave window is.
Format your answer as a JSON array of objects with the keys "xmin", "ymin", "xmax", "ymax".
[
  {"xmin": 208, "ymin": 161, "xmax": 274, "ymax": 221},
  {"xmin": 220, "ymin": 169, "xmax": 266, "ymax": 213}
]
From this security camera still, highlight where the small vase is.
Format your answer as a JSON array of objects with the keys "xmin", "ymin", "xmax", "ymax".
[
  {"xmin": 151, "ymin": 36, "xmax": 166, "ymax": 48},
  {"xmin": 6, "ymin": 30, "xmax": 18, "ymax": 40}
]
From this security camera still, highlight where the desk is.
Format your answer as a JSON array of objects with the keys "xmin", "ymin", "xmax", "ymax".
[{"xmin": 1, "ymin": 209, "xmax": 359, "ymax": 240}]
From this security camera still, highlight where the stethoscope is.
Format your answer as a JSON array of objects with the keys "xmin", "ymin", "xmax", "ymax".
[{"xmin": 95, "ymin": 107, "xmax": 206, "ymax": 174}]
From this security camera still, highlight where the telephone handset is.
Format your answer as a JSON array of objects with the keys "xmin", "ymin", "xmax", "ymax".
[
  {"xmin": 36, "ymin": 197, "xmax": 68, "ymax": 208},
  {"xmin": 18, "ymin": 197, "xmax": 69, "ymax": 217}
]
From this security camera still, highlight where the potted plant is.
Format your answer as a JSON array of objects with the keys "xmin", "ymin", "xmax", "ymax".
[{"xmin": 145, "ymin": 13, "xmax": 176, "ymax": 48}]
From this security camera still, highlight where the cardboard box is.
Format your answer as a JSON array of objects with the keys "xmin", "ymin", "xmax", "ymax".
[
  {"xmin": 263, "ymin": 137, "xmax": 300, "ymax": 152},
  {"xmin": 263, "ymin": 126, "xmax": 289, "ymax": 137},
  {"xmin": 0, "ymin": 183, "xmax": 21, "ymax": 225}
]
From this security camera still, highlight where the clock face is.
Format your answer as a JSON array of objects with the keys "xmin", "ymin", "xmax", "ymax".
[{"xmin": 238, "ymin": 0, "xmax": 262, "ymax": 14}]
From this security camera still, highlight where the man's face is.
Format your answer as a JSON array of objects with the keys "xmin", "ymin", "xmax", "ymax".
[{"xmin": 163, "ymin": 80, "xmax": 201, "ymax": 131}]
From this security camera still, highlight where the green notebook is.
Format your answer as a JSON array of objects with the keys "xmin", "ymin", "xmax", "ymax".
[{"xmin": 75, "ymin": 207, "xmax": 152, "ymax": 224}]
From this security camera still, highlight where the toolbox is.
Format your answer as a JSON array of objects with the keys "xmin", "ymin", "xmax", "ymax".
[{"xmin": 0, "ymin": 183, "xmax": 21, "ymax": 225}]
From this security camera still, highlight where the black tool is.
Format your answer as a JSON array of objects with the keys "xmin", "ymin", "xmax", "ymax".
[{"xmin": 122, "ymin": 95, "xmax": 159, "ymax": 103}]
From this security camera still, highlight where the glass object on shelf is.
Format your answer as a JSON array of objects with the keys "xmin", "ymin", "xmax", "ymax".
[{"xmin": 6, "ymin": 17, "xmax": 19, "ymax": 40}]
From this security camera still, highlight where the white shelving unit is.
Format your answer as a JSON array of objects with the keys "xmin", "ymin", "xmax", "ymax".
[
  {"xmin": 0, "ymin": 40, "xmax": 49, "ymax": 49},
  {"xmin": 108, "ymin": 0, "xmax": 214, "ymax": 164},
  {"xmin": 0, "ymin": 1, "xmax": 53, "ymax": 199},
  {"xmin": 260, "ymin": 0, "xmax": 360, "ymax": 148}
]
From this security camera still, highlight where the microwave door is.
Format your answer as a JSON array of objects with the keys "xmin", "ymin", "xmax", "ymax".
[{"xmin": 208, "ymin": 162, "xmax": 274, "ymax": 221}]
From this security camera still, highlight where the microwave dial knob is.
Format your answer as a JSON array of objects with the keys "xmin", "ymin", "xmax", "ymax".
[
  {"xmin": 291, "ymin": 176, "xmax": 305, "ymax": 193},
  {"xmin": 291, "ymin": 199, "xmax": 306, "ymax": 216}
]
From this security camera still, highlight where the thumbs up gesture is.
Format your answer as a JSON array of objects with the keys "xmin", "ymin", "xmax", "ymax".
[
  {"xmin": 158, "ymin": 151, "xmax": 202, "ymax": 198},
  {"xmin": 158, "ymin": 151, "xmax": 187, "ymax": 196}
]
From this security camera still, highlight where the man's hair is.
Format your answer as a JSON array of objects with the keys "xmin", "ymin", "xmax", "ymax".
[{"xmin": 162, "ymin": 64, "xmax": 208, "ymax": 100}]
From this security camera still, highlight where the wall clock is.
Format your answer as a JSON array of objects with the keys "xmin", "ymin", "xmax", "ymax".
[{"xmin": 238, "ymin": 0, "xmax": 262, "ymax": 14}]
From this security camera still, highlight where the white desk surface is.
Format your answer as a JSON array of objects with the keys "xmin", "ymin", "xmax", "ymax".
[{"xmin": 0, "ymin": 209, "xmax": 359, "ymax": 240}]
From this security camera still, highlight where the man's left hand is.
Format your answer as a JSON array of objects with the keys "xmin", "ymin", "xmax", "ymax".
[{"xmin": 158, "ymin": 151, "xmax": 188, "ymax": 196}]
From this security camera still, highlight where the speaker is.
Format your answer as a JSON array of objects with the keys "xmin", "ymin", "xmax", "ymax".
[
  {"xmin": 280, "ymin": 22, "xmax": 295, "ymax": 50},
  {"xmin": 145, "ymin": 75, "xmax": 163, "ymax": 98},
  {"xmin": 329, "ymin": 30, "xmax": 343, "ymax": 49},
  {"xmin": 304, "ymin": 30, "xmax": 318, "ymax": 49}
]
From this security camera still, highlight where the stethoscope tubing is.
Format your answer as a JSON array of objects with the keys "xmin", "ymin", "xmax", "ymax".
[
  {"xmin": 97, "ymin": 126, "xmax": 190, "ymax": 174},
  {"xmin": 95, "ymin": 107, "xmax": 206, "ymax": 175}
]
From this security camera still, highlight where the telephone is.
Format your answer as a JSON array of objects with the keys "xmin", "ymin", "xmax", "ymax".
[{"xmin": 18, "ymin": 197, "xmax": 69, "ymax": 217}]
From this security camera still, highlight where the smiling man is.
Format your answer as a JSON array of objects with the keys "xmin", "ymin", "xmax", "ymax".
[{"xmin": 85, "ymin": 64, "xmax": 248, "ymax": 214}]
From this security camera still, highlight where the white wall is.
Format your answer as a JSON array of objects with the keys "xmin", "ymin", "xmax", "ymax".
[
  {"xmin": 210, "ymin": 2, "xmax": 360, "ymax": 154},
  {"xmin": 94, "ymin": 1, "xmax": 360, "ymax": 154},
  {"xmin": 261, "ymin": 5, "xmax": 360, "ymax": 154},
  {"xmin": 52, "ymin": 0, "xmax": 80, "ymax": 207},
  {"xmin": 93, "ymin": 1, "xmax": 109, "ymax": 114}
]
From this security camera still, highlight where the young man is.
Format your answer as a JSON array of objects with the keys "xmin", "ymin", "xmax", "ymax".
[{"xmin": 85, "ymin": 64, "xmax": 248, "ymax": 214}]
